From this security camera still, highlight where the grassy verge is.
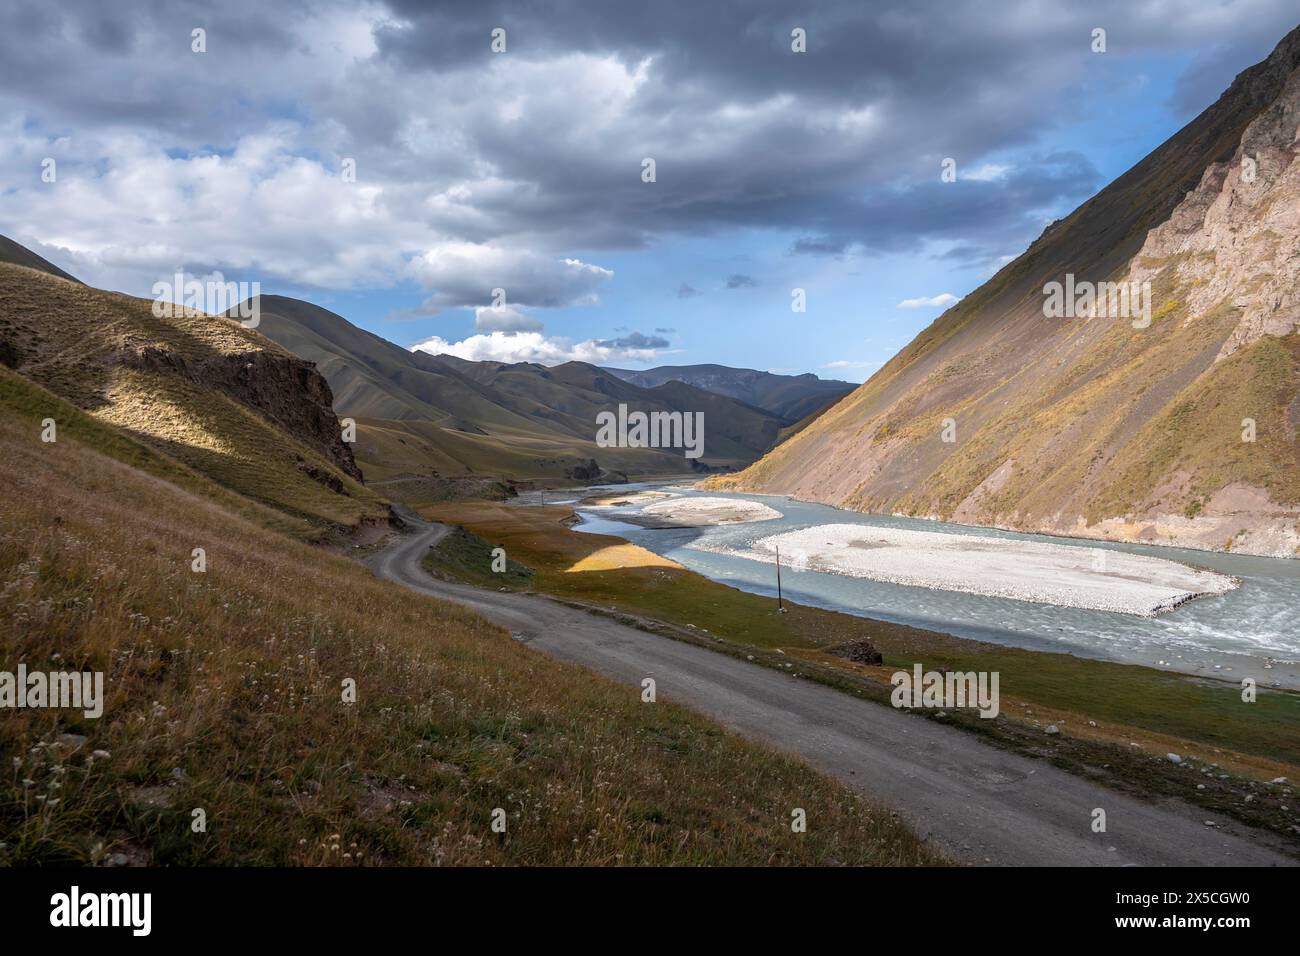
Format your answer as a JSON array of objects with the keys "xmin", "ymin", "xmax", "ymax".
[
  {"xmin": 421, "ymin": 525, "xmax": 535, "ymax": 590},
  {"xmin": 423, "ymin": 500, "xmax": 1300, "ymax": 851},
  {"xmin": 0, "ymin": 411, "xmax": 941, "ymax": 866}
]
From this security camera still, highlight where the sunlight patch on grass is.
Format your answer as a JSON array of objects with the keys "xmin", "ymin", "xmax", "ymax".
[{"xmin": 564, "ymin": 544, "xmax": 683, "ymax": 574}]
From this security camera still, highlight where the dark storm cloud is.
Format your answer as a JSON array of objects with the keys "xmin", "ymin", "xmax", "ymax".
[
  {"xmin": 1, "ymin": 0, "xmax": 1296, "ymax": 294},
  {"xmin": 0, "ymin": 0, "xmax": 305, "ymax": 136},
  {"xmin": 785, "ymin": 152, "xmax": 1103, "ymax": 260},
  {"xmin": 365, "ymin": 0, "xmax": 1297, "ymax": 256},
  {"xmin": 791, "ymin": 236, "xmax": 851, "ymax": 256}
]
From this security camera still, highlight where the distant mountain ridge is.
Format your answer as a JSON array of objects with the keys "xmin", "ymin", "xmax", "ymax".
[
  {"xmin": 251, "ymin": 295, "xmax": 791, "ymax": 484},
  {"xmin": 605, "ymin": 364, "xmax": 855, "ymax": 421},
  {"xmin": 710, "ymin": 24, "xmax": 1300, "ymax": 558}
]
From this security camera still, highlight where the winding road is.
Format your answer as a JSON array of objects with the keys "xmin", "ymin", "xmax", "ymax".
[{"xmin": 366, "ymin": 513, "xmax": 1293, "ymax": 867}]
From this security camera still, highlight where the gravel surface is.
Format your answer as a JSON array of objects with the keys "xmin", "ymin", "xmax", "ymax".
[{"xmin": 701, "ymin": 523, "xmax": 1238, "ymax": 616}]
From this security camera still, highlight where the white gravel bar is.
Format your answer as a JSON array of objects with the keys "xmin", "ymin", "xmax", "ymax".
[
  {"xmin": 701, "ymin": 523, "xmax": 1238, "ymax": 616},
  {"xmin": 636, "ymin": 496, "xmax": 783, "ymax": 526}
]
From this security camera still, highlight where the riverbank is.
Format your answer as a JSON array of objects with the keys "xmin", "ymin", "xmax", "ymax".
[
  {"xmin": 701, "ymin": 523, "xmax": 1236, "ymax": 617},
  {"xmin": 574, "ymin": 486, "xmax": 1300, "ymax": 688},
  {"xmin": 421, "ymin": 499, "xmax": 1300, "ymax": 850}
]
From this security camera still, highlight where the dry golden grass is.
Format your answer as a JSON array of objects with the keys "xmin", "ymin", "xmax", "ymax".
[
  {"xmin": 0, "ymin": 263, "xmax": 387, "ymax": 539},
  {"xmin": 0, "ymin": 396, "xmax": 941, "ymax": 866},
  {"xmin": 564, "ymin": 543, "xmax": 682, "ymax": 574}
]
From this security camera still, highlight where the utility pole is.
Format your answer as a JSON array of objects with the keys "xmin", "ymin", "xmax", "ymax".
[{"xmin": 775, "ymin": 545, "xmax": 784, "ymax": 612}]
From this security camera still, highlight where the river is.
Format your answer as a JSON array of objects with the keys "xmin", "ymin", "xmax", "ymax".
[{"xmin": 519, "ymin": 482, "xmax": 1300, "ymax": 690}]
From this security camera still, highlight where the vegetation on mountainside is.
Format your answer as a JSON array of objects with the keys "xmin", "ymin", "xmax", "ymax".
[
  {"xmin": 0, "ymin": 263, "xmax": 384, "ymax": 539},
  {"xmin": 704, "ymin": 29, "xmax": 1300, "ymax": 553},
  {"xmin": 0, "ymin": 376, "xmax": 940, "ymax": 866},
  {"xmin": 253, "ymin": 294, "xmax": 789, "ymax": 483},
  {"xmin": 422, "ymin": 524, "xmax": 535, "ymax": 590}
]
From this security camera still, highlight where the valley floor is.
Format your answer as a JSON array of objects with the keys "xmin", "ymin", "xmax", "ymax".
[
  {"xmin": 421, "ymin": 498, "xmax": 1300, "ymax": 853},
  {"xmin": 384, "ymin": 510, "xmax": 1294, "ymax": 865}
]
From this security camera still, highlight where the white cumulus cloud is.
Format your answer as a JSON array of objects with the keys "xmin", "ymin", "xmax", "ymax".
[
  {"xmin": 474, "ymin": 306, "xmax": 544, "ymax": 332},
  {"xmin": 410, "ymin": 330, "xmax": 661, "ymax": 365},
  {"xmin": 897, "ymin": 293, "xmax": 961, "ymax": 309}
]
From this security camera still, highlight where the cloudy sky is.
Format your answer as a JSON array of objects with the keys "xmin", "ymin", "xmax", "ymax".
[{"xmin": 2, "ymin": 1, "xmax": 1296, "ymax": 381}]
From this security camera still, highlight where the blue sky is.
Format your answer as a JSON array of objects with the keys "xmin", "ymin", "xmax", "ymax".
[{"xmin": 2, "ymin": 1, "xmax": 1296, "ymax": 382}]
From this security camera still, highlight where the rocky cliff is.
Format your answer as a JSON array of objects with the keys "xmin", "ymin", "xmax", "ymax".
[{"xmin": 0, "ymin": 252, "xmax": 383, "ymax": 533}]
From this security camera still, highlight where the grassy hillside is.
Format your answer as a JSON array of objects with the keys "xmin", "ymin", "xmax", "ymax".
[
  {"xmin": 0, "ymin": 235, "xmax": 81, "ymax": 284},
  {"xmin": 607, "ymin": 364, "xmax": 855, "ymax": 421},
  {"xmin": 0, "ymin": 379, "xmax": 939, "ymax": 866},
  {"xmin": 252, "ymin": 295, "xmax": 787, "ymax": 483},
  {"xmin": 0, "ymin": 262, "xmax": 385, "ymax": 539}
]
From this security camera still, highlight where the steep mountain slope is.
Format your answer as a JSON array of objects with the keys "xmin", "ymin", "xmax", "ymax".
[
  {"xmin": 0, "ymin": 255, "xmax": 386, "ymax": 539},
  {"xmin": 711, "ymin": 25, "xmax": 1300, "ymax": 557},
  {"xmin": 253, "ymin": 295, "xmax": 787, "ymax": 483},
  {"xmin": 0, "ymin": 234, "xmax": 82, "ymax": 284},
  {"xmin": 605, "ymin": 364, "xmax": 855, "ymax": 421}
]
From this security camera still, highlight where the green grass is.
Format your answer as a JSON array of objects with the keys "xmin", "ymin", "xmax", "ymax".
[
  {"xmin": 426, "ymin": 502, "xmax": 1300, "ymax": 769},
  {"xmin": 0, "ymin": 366, "xmax": 316, "ymax": 540},
  {"xmin": 0, "ymin": 263, "xmax": 388, "ymax": 538},
  {"xmin": 422, "ymin": 525, "xmax": 536, "ymax": 590}
]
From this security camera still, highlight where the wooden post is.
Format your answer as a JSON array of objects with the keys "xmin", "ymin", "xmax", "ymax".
[{"xmin": 775, "ymin": 545, "xmax": 784, "ymax": 611}]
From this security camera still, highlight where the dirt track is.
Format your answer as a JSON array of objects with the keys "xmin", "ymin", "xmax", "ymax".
[{"xmin": 367, "ymin": 513, "xmax": 1293, "ymax": 867}]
